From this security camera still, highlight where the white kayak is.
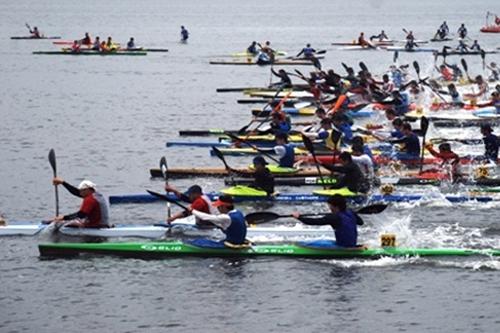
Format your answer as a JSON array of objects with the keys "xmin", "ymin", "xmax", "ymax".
[{"xmin": 0, "ymin": 216, "xmax": 332, "ymax": 239}]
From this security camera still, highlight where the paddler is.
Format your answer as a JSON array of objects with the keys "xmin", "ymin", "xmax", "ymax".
[
  {"xmin": 404, "ymin": 30, "xmax": 418, "ymax": 50},
  {"xmin": 487, "ymin": 62, "xmax": 499, "ymax": 81},
  {"xmin": 292, "ymin": 194, "xmax": 363, "ymax": 248},
  {"xmin": 99, "ymin": 41, "xmax": 109, "ymax": 52},
  {"xmin": 272, "ymin": 132, "xmax": 295, "ymax": 168},
  {"xmin": 191, "ymin": 195, "xmax": 248, "ymax": 246},
  {"xmin": 470, "ymin": 40, "xmax": 481, "ymax": 51},
  {"xmin": 424, "ymin": 142, "xmax": 461, "ymax": 180},
  {"xmin": 106, "ymin": 36, "xmax": 114, "ymax": 50},
  {"xmin": 92, "ymin": 36, "xmax": 101, "ymax": 51},
  {"xmin": 370, "ymin": 30, "xmax": 389, "ymax": 41},
  {"xmin": 50, "ymin": 178, "xmax": 110, "ymax": 228},
  {"xmin": 260, "ymin": 41, "xmax": 275, "ymax": 62},
  {"xmin": 480, "ymin": 124, "xmax": 499, "ymax": 162},
  {"xmin": 456, "ymin": 40, "xmax": 469, "ymax": 53},
  {"xmin": 302, "ymin": 118, "xmax": 340, "ymax": 151},
  {"xmin": 296, "ymin": 43, "xmax": 316, "ymax": 58},
  {"xmin": 332, "ymin": 113, "xmax": 353, "ymax": 144},
  {"xmin": 81, "ymin": 32, "xmax": 92, "ymax": 45},
  {"xmin": 436, "ymin": 64, "xmax": 454, "ymax": 82},
  {"xmin": 270, "ymin": 69, "xmax": 292, "ymax": 89},
  {"xmin": 387, "ymin": 122, "xmax": 421, "ymax": 160},
  {"xmin": 247, "ymin": 41, "xmax": 258, "ymax": 55},
  {"xmin": 127, "ymin": 37, "xmax": 135, "ymax": 49},
  {"xmin": 357, "ymin": 32, "xmax": 374, "ymax": 48},
  {"xmin": 181, "ymin": 26, "xmax": 189, "ymax": 42},
  {"xmin": 457, "ymin": 23, "xmax": 468, "ymax": 39},
  {"xmin": 164, "ymin": 184, "xmax": 218, "ymax": 226},
  {"xmin": 29, "ymin": 26, "xmax": 41, "ymax": 38},
  {"xmin": 445, "ymin": 83, "xmax": 464, "ymax": 106},
  {"xmin": 440, "ymin": 21, "xmax": 450, "ymax": 35},
  {"xmin": 70, "ymin": 40, "xmax": 81, "ymax": 53},
  {"xmin": 351, "ymin": 143, "xmax": 375, "ymax": 189},
  {"xmin": 321, "ymin": 152, "xmax": 368, "ymax": 193},
  {"xmin": 249, "ymin": 156, "xmax": 275, "ymax": 195},
  {"xmin": 269, "ymin": 112, "xmax": 291, "ymax": 134},
  {"xmin": 464, "ymin": 75, "xmax": 489, "ymax": 100}
]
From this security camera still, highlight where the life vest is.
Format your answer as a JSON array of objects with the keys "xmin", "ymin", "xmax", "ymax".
[
  {"xmin": 224, "ymin": 210, "xmax": 247, "ymax": 244},
  {"xmin": 334, "ymin": 211, "xmax": 358, "ymax": 247},
  {"xmin": 278, "ymin": 144, "xmax": 295, "ymax": 168},
  {"xmin": 303, "ymin": 47, "xmax": 315, "ymax": 57}
]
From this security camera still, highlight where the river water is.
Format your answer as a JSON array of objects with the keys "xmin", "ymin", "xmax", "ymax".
[{"xmin": 1, "ymin": 0, "xmax": 500, "ymax": 332}]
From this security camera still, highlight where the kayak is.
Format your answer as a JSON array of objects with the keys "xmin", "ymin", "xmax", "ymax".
[
  {"xmin": 246, "ymin": 91, "xmax": 313, "ymax": 98},
  {"xmin": 385, "ymin": 47, "xmax": 437, "ymax": 53},
  {"xmin": 149, "ymin": 166, "xmax": 330, "ymax": 178},
  {"xmin": 209, "ymin": 60, "xmax": 314, "ymax": 66},
  {"xmin": 405, "ymin": 110, "xmax": 500, "ymax": 126},
  {"xmin": 435, "ymin": 50, "xmax": 498, "ymax": 56},
  {"xmin": 0, "ymin": 217, "xmax": 332, "ymax": 239},
  {"xmin": 33, "ymin": 51, "xmax": 147, "ymax": 56},
  {"xmin": 251, "ymin": 108, "xmax": 374, "ymax": 118},
  {"xmin": 38, "ymin": 240, "xmax": 500, "ymax": 259},
  {"xmin": 480, "ymin": 26, "xmax": 500, "ymax": 33},
  {"xmin": 108, "ymin": 191, "xmax": 497, "ymax": 205},
  {"xmin": 63, "ymin": 47, "xmax": 169, "ymax": 53},
  {"xmin": 224, "ymin": 177, "xmax": 440, "ymax": 187},
  {"xmin": 11, "ymin": 36, "xmax": 61, "ymax": 40},
  {"xmin": 430, "ymin": 37, "xmax": 454, "ymax": 42},
  {"xmin": 331, "ymin": 40, "xmax": 393, "ymax": 46},
  {"xmin": 339, "ymin": 46, "xmax": 382, "ymax": 51}
]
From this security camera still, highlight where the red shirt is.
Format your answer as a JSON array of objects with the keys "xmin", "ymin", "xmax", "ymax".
[
  {"xmin": 190, "ymin": 196, "xmax": 210, "ymax": 213},
  {"xmin": 80, "ymin": 194, "xmax": 103, "ymax": 227}
]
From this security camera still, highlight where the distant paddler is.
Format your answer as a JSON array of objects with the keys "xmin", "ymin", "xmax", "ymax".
[
  {"xmin": 191, "ymin": 195, "xmax": 248, "ymax": 246},
  {"xmin": 126, "ymin": 37, "xmax": 135, "ymax": 49},
  {"xmin": 246, "ymin": 41, "xmax": 258, "ymax": 55},
  {"xmin": 480, "ymin": 124, "xmax": 499, "ymax": 162},
  {"xmin": 370, "ymin": 30, "xmax": 389, "ymax": 41},
  {"xmin": 455, "ymin": 40, "xmax": 469, "ymax": 53},
  {"xmin": 248, "ymin": 156, "xmax": 275, "ymax": 195},
  {"xmin": 357, "ymin": 32, "xmax": 375, "ymax": 48},
  {"xmin": 50, "ymin": 178, "xmax": 110, "ymax": 228},
  {"xmin": 70, "ymin": 40, "xmax": 81, "ymax": 53},
  {"xmin": 292, "ymin": 194, "xmax": 364, "ymax": 247},
  {"xmin": 28, "ymin": 25, "xmax": 41, "ymax": 38},
  {"xmin": 470, "ymin": 40, "xmax": 481, "ymax": 51},
  {"xmin": 164, "ymin": 184, "xmax": 218, "ymax": 226},
  {"xmin": 457, "ymin": 23, "xmax": 468, "ymax": 39},
  {"xmin": 404, "ymin": 30, "xmax": 418, "ymax": 50},
  {"xmin": 487, "ymin": 62, "xmax": 499, "ymax": 81},
  {"xmin": 92, "ymin": 36, "xmax": 101, "ymax": 51},
  {"xmin": 296, "ymin": 43, "xmax": 317, "ymax": 58},
  {"xmin": 181, "ymin": 26, "xmax": 189, "ymax": 42},
  {"xmin": 259, "ymin": 41, "xmax": 275, "ymax": 62},
  {"xmin": 270, "ymin": 69, "xmax": 292, "ymax": 88},
  {"xmin": 80, "ymin": 32, "xmax": 92, "ymax": 46},
  {"xmin": 106, "ymin": 36, "xmax": 116, "ymax": 50}
]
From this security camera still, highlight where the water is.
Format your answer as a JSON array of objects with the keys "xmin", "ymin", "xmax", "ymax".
[{"xmin": 1, "ymin": 0, "xmax": 500, "ymax": 332}]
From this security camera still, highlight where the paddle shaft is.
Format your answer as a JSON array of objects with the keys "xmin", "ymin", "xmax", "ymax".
[
  {"xmin": 225, "ymin": 132, "xmax": 280, "ymax": 164},
  {"xmin": 160, "ymin": 157, "xmax": 171, "ymax": 218}
]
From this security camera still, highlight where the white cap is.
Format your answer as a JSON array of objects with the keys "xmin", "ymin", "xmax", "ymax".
[{"xmin": 78, "ymin": 180, "xmax": 96, "ymax": 190}]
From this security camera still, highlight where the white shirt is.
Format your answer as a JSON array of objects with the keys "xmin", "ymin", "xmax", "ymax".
[
  {"xmin": 192, "ymin": 209, "xmax": 232, "ymax": 230},
  {"xmin": 352, "ymin": 154, "xmax": 374, "ymax": 180}
]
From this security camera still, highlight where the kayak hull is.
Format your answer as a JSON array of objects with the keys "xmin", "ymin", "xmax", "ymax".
[
  {"xmin": 38, "ymin": 241, "xmax": 500, "ymax": 259},
  {"xmin": 33, "ymin": 51, "xmax": 147, "ymax": 56}
]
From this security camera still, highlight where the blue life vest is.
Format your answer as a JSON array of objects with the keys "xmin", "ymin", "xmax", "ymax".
[
  {"xmin": 224, "ymin": 210, "xmax": 247, "ymax": 244},
  {"xmin": 257, "ymin": 52, "xmax": 271, "ymax": 64},
  {"xmin": 392, "ymin": 71, "xmax": 402, "ymax": 88},
  {"xmin": 395, "ymin": 92, "xmax": 410, "ymax": 115},
  {"xmin": 303, "ymin": 47, "xmax": 315, "ymax": 57},
  {"xmin": 334, "ymin": 211, "xmax": 358, "ymax": 247},
  {"xmin": 279, "ymin": 144, "xmax": 295, "ymax": 168},
  {"xmin": 338, "ymin": 123, "xmax": 353, "ymax": 143}
]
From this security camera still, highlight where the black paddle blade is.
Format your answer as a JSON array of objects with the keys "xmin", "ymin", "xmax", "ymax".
[
  {"xmin": 146, "ymin": 190, "xmax": 189, "ymax": 210},
  {"xmin": 413, "ymin": 61, "xmax": 420, "ymax": 75},
  {"xmin": 212, "ymin": 146, "xmax": 231, "ymax": 170},
  {"xmin": 301, "ymin": 134, "xmax": 315, "ymax": 155},
  {"xmin": 316, "ymin": 49, "xmax": 327, "ymax": 55},
  {"xmin": 48, "ymin": 149, "xmax": 57, "ymax": 175},
  {"xmin": 332, "ymin": 129, "xmax": 342, "ymax": 147},
  {"xmin": 245, "ymin": 211, "xmax": 282, "ymax": 224},
  {"xmin": 461, "ymin": 58, "xmax": 468, "ymax": 72},
  {"xmin": 420, "ymin": 116, "xmax": 429, "ymax": 135},
  {"xmin": 480, "ymin": 49, "xmax": 486, "ymax": 60},
  {"xmin": 393, "ymin": 51, "xmax": 399, "ymax": 63},
  {"xmin": 159, "ymin": 156, "xmax": 168, "ymax": 180},
  {"xmin": 359, "ymin": 62, "xmax": 368, "ymax": 72},
  {"xmin": 237, "ymin": 124, "xmax": 250, "ymax": 135},
  {"xmin": 356, "ymin": 203, "xmax": 388, "ymax": 215}
]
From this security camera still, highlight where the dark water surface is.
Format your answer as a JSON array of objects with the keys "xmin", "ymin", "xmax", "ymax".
[{"xmin": 1, "ymin": 0, "xmax": 500, "ymax": 332}]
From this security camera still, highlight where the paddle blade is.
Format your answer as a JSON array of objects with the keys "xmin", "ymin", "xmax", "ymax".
[
  {"xmin": 461, "ymin": 58, "xmax": 468, "ymax": 72},
  {"xmin": 159, "ymin": 156, "xmax": 168, "ymax": 180},
  {"xmin": 316, "ymin": 49, "xmax": 327, "ymax": 55},
  {"xmin": 359, "ymin": 62, "xmax": 368, "ymax": 73},
  {"xmin": 413, "ymin": 61, "xmax": 420, "ymax": 76},
  {"xmin": 212, "ymin": 146, "xmax": 231, "ymax": 170},
  {"xmin": 332, "ymin": 129, "xmax": 342, "ymax": 148},
  {"xmin": 48, "ymin": 149, "xmax": 57, "ymax": 175},
  {"xmin": 356, "ymin": 203, "xmax": 388, "ymax": 215},
  {"xmin": 301, "ymin": 134, "xmax": 315, "ymax": 155},
  {"xmin": 420, "ymin": 116, "xmax": 429, "ymax": 135},
  {"xmin": 393, "ymin": 51, "xmax": 399, "ymax": 63},
  {"xmin": 245, "ymin": 211, "xmax": 281, "ymax": 224}
]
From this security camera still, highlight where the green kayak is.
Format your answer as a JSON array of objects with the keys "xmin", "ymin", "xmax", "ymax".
[
  {"xmin": 33, "ymin": 51, "xmax": 147, "ymax": 56},
  {"xmin": 38, "ymin": 241, "xmax": 500, "ymax": 259}
]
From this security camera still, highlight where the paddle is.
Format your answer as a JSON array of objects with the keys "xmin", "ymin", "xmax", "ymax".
[
  {"xmin": 480, "ymin": 49, "xmax": 486, "ymax": 71},
  {"xmin": 48, "ymin": 149, "xmax": 59, "ymax": 216},
  {"xmin": 25, "ymin": 23, "xmax": 31, "ymax": 32},
  {"xmin": 413, "ymin": 60, "xmax": 447, "ymax": 103},
  {"xmin": 359, "ymin": 62, "xmax": 368, "ymax": 73},
  {"xmin": 419, "ymin": 116, "xmax": 429, "ymax": 173},
  {"xmin": 224, "ymin": 132, "xmax": 280, "ymax": 164},
  {"xmin": 146, "ymin": 190, "xmax": 189, "ymax": 210},
  {"xmin": 301, "ymin": 134, "xmax": 327, "ymax": 189},
  {"xmin": 250, "ymin": 90, "xmax": 293, "ymax": 135},
  {"xmin": 393, "ymin": 50, "xmax": 399, "ymax": 63},
  {"xmin": 245, "ymin": 203, "xmax": 388, "ymax": 224},
  {"xmin": 461, "ymin": 58, "xmax": 471, "ymax": 81},
  {"xmin": 160, "ymin": 156, "xmax": 171, "ymax": 219},
  {"xmin": 237, "ymin": 86, "xmax": 284, "ymax": 135}
]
